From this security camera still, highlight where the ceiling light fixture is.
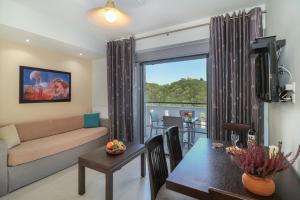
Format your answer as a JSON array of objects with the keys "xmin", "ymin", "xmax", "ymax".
[
  {"xmin": 25, "ymin": 39, "xmax": 30, "ymax": 43},
  {"xmin": 88, "ymin": 0, "xmax": 130, "ymax": 27},
  {"xmin": 105, "ymin": 9, "xmax": 118, "ymax": 23},
  {"xmin": 79, "ymin": 53, "xmax": 83, "ymax": 56}
]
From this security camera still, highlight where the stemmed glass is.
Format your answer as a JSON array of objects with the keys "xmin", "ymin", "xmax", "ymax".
[{"xmin": 231, "ymin": 133, "xmax": 239, "ymax": 147}]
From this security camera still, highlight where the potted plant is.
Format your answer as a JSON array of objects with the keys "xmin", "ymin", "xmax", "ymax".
[{"xmin": 232, "ymin": 142, "xmax": 300, "ymax": 196}]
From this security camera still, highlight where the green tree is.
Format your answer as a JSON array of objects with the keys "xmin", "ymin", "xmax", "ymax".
[{"xmin": 145, "ymin": 78, "xmax": 207, "ymax": 106}]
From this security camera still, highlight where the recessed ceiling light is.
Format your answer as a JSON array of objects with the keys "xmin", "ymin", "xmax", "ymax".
[
  {"xmin": 79, "ymin": 53, "xmax": 83, "ymax": 56},
  {"xmin": 25, "ymin": 39, "xmax": 30, "ymax": 43}
]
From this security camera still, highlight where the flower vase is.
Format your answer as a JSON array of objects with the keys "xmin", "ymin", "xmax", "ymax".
[{"xmin": 242, "ymin": 173, "xmax": 275, "ymax": 196}]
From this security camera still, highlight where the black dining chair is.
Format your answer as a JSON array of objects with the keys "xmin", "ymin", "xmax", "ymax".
[
  {"xmin": 145, "ymin": 135, "xmax": 196, "ymax": 200},
  {"xmin": 146, "ymin": 135, "xmax": 168, "ymax": 200},
  {"xmin": 166, "ymin": 126, "xmax": 183, "ymax": 172},
  {"xmin": 209, "ymin": 187, "xmax": 256, "ymax": 200},
  {"xmin": 223, "ymin": 123, "xmax": 251, "ymax": 147}
]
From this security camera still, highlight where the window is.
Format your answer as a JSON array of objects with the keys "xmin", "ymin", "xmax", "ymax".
[{"xmin": 143, "ymin": 55, "xmax": 208, "ymax": 142}]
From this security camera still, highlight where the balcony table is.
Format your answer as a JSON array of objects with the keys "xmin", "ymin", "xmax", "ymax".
[
  {"xmin": 166, "ymin": 138, "xmax": 300, "ymax": 200},
  {"xmin": 183, "ymin": 117, "xmax": 199, "ymax": 149}
]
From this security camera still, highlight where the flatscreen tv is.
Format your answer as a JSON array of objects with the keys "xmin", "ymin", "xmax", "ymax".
[{"xmin": 251, "ymin": 36, "xmax": 285, "ymax": 102}]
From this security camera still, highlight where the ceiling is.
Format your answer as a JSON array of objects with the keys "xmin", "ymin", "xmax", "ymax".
[{"xmin": 0, "ymin": 0, "xmax": 266, "ymax": 59}]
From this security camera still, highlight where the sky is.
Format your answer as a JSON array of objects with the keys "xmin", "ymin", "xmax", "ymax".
[{"xmin": 145, "ymin": 58, "xmax": 207, "ymax": 85}]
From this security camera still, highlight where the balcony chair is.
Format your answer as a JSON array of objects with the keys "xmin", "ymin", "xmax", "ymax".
[
  {"xmin": 149, "ymin": 110, "xmax": 165, "ymax": 138},
  {"xmin": 163, "ymin": 116, "xmax": 193, "ymax": 149},
  {"xmin": 145, "ymin": 135, "xmax": 196, "ymax": 200},
  {"xmin": 166, "ymin": 126, "xmax": 183, "ymax": 172}
]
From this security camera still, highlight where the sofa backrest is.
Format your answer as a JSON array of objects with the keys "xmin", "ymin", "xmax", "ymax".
[{"xmin": 15, "ymin": 116, "xmax": 84, "ymax": 142}]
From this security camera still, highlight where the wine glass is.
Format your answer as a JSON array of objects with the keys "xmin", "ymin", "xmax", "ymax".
[{"xmin": 231, "ymin": 133, "xmax": 239, "ymax": 147}]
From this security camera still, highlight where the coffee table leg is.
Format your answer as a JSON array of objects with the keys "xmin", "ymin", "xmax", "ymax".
[
  {"xmin": 78, "ymin": 163, "xmax": 85, "ymax": 195},
  {"xmin": 106, "ymin": 172, "xmax": 113, "ymax": 200},
  {"xmin": 141, "ymin": 153, "xmax": 145, "ymax": 177}
]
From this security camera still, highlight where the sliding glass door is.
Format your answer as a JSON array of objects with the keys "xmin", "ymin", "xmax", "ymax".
[{"xmin": 142, "ymin": 55, "xmax": 208, "ymax": 147}]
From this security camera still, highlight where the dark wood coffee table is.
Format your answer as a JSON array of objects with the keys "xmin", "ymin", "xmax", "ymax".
[{"xmin": 78, "ymin": 143, "xmax": 145, "ymax": 200}]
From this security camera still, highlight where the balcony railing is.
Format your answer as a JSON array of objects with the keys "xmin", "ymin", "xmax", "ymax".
[
  {"xmin": 144, "ymin": 101, "xmax": 207, "ymax": 137},
  {"xmin": 146, "ymin": 101, "xmax": 207, "ymax": 106}
]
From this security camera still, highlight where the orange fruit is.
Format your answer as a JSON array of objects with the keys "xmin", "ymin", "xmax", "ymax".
[
  {"xmin": 106, "ymin": 142, "xmax": 114, "ymax": 150},
  {"xmin": 113, "ymin": 139, "xmax": 119, "ymax": 145}
]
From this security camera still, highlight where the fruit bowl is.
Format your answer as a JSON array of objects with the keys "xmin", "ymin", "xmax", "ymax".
[{"xmin": 106, "ymin": 140, "xmax": 126, "ymax": 155}]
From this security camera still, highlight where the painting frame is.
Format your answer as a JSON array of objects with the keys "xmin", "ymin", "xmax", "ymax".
[{"xmin": 19, "ymin": 66, "xmax": 71, "ymax": 103}]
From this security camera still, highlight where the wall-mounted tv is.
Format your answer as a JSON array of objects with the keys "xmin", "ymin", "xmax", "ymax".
[
  {"xmin": 19, "ymin": 66, "xmax": 71, "ymax": 103},
  {"xmin": 251, "ymin": 36, "xmax": 286, "ymax": 102}
]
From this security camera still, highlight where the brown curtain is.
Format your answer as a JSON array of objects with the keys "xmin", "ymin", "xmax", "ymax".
[
  {"xmin": 107, "ymin": 37, "xmax": 135, "ymax": 142},
  {"xmin": 208, "ymin": 8, "xmax": 263, "ymax": 144}
]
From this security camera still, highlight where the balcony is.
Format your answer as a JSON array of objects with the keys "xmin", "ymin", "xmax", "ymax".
[{"xmin": 144, "ymin": 101, "xmax": 207, "ymax": 143}]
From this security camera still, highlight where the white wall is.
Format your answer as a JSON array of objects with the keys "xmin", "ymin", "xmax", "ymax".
[
  {"xmin": 92, "ymin": 58, "xmax": 108, "ymax": 118},
  {"xmin": 135, "ymin": 5, "xmax": 265, "ymax": 53},
  {"xmin": 0, "ymin": 40, "xmax": 92, "ymax": 125},
  {"xmin": 266, "ymin": 0, "xmax": 300, "ymax": 175},
  {"xmin": 135, "ymin": 17, "xmax": 210, "ymax": 52},
  {"xmin": 0, "ymin": 0, "xmax": 100, "ymax": 54}
]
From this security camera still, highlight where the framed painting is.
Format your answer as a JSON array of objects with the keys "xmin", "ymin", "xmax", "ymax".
[{"xmin": 19, "ymin": 66, "xmax": 71, "ymax": 103}]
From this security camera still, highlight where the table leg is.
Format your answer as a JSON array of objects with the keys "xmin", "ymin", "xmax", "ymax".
[
  {"xmin": 188, "ymin": 126, "xmax": 191, "ymax": 149},
  {"xmin": 106, "ymin": 172, "xmax": 113, "ymax": 200},
  {"xmin": 78, "ymin": 163, "xmax": 85, "ymax": 195},
  {"xmin": 141, "ymin": 153, "xmax": 146, "ymax": 178}
]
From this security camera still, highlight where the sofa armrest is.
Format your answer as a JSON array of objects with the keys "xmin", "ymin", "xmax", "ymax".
[{"xmin": 0, "ymin": 140, "xmax": 8, "ymax": 196}]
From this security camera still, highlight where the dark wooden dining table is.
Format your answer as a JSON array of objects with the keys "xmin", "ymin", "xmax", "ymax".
[{"xmin": 166, "ymin": 138, "xmax": 300, "ymax": 200}]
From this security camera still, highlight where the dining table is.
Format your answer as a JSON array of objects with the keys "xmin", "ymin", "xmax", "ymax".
[{"xmin": 166, "ymin": 138, "xmax": 300, "ymax": 200}]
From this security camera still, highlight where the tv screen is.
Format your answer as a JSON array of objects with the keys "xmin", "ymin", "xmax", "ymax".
[{"xmin": 251, "ymin": 36, "xmax": 285, "ymax": 102}]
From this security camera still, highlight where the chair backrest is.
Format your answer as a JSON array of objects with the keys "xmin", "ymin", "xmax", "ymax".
[
  {"xmin": 223, "ymin": 123, "xmax": 251, "ymax": 132},
  {"xmin": 150, "ymin": 110, "xmax": 160, "ymax": 123},
  {"xmin": 163, "ymin": 116, "xmax": 184, "ymax": 129},
  {"xmin": 166, "ymin": 126, "xmax": 183, "ymax": 171},
  {"xmin": 179, "ymin": 110, "xmax": 195, "ymax": 118},
  {"xmin": 145, "ymin": 135, "xmax": 169, "ymax": 200},
  {"xmin": 223, "ymin": 123, "xmax": 251, "ymax": 146},
  {"xmin": 208, "ymin": 187, "xmax": 255, "ymax": 200}
]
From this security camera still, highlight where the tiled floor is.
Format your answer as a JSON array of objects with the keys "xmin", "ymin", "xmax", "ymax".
[
  {"xmin": 0, "ymin": 158, "xmax": 150, "ymax": 200},
  {"xmin": 1, "ymin": 132, "xmax": 206, "ymax": 200}
]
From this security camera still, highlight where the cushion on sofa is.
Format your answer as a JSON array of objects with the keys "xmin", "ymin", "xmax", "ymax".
[
  {"xmin": 0, "ymin": 125, "xmax": 20, "ymax": 149},
  {"xmin": 84, "ymin": 113, "xmax": 100, "ymax": 128},
  {"xmin": 15, "ymin": 116, "xmax": 84, "ymax": 142},
  {"xmin": 8, "ymin": 127, "xmax": 108, "ymax": 166}
]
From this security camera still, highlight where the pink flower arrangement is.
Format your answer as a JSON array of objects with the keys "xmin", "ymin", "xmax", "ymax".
[{"xmin": 232, "ymin": 142, "xmax": 300, "ymax": 178}]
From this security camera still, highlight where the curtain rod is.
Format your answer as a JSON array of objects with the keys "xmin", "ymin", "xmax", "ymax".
[{"xmin": 135, "ymin": 10, "xmax": 267, "ymax": 41}]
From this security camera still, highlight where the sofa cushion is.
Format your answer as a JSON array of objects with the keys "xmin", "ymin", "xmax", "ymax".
[
  {"xmin": 15, "ymin": 116, "xmax": 84, "ymax": 142},
  {"xmin": 84, "ymin": 113, "xmax": 100, "ymax": 128},
  {"xmin": 8, "ymin": 127, "xmax": 107, "ymax": 166},
  {"xmin": 0, "ymin": 125, "xmax": 21, "ymax": 149}
]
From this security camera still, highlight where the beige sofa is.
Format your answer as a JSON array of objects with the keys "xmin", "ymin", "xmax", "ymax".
[{"xmin": 0, "ymin": 115, "xmax": 108, "ymax": 196}]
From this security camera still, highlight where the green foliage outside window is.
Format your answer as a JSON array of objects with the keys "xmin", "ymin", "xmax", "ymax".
[{"xmin": 145, "ymin": 78, "xmax": 207, "ymax": 107}]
